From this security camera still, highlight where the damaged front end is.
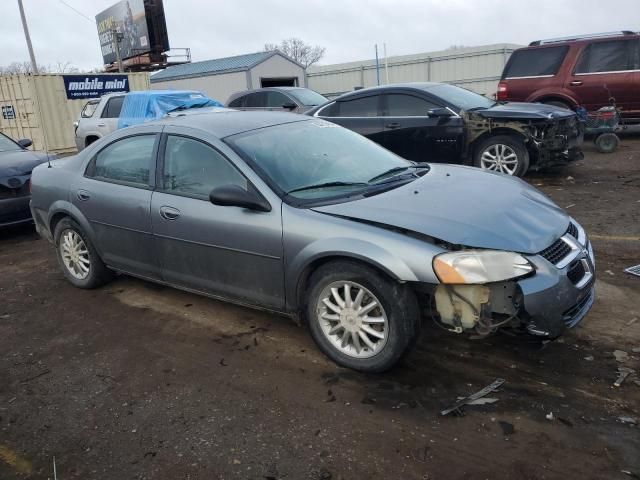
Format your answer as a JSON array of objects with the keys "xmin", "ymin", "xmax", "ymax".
[
  {"xmin": 425, "ymin": 220, "xmax": 595, "ymax": 339},
  {"xmin": 465, "ymin": 110, "xmax": 584, "ymax": 170}
]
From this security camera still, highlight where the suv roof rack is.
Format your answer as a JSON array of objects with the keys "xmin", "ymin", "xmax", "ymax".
[{"xmin": 529, "ymin": 31, "xmax": 637, "ymax": 46}]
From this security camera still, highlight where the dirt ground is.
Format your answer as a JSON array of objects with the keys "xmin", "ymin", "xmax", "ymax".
[{"xmin": 1, "ymin": 137, "xmax": 639, "ymax": 480}]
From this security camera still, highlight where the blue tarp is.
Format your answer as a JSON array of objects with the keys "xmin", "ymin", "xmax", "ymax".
[{"xmin": 117, "ymin": 90, "xmax": 222, "ymax": 129}]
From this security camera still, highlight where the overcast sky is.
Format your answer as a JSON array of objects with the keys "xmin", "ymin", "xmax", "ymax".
[{"xmin": 2, "ymin": 0, "xmax": 639, "ymax": 71}]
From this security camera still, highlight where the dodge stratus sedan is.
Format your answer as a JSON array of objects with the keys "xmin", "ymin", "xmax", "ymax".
[{"xmin": 30, "ymin": 111, "xmax": 595, "ymax": 372}]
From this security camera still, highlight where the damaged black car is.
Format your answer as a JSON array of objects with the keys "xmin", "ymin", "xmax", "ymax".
[{"xmin": 307, "ymin": 82, "xmax": 584, "ymax": 177}]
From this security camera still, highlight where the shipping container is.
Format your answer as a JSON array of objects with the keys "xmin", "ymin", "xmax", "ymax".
[
  {"xmin": 0, "ymin": 73, "xmax": 149, "ymax": 155},
  {"xmin": 307, "ymin": 44, "xmax": 522, "ymax": 98}
]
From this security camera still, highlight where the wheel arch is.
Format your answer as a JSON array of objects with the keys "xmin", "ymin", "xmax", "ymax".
[
  {"xmin": 47, "ymin": 201, "xmax": 103, "ymax": 256},
  {"xmin": 287, "ymin": 240, "xmax": 420, "ymax": 314},
  {"xmin": 471, "ymin": 128, "xmax": 528, "ymax": 156}
]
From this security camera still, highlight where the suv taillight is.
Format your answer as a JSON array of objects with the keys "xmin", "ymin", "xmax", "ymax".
[{"xmin": 497, "ymin": 81, "xmax": 508, "ymax": 101}]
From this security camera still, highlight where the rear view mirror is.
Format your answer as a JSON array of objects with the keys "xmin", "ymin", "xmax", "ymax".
[
  {"xmin": 18, "ymin": 138, "xmax": 32, "ymax": 149},
  {"xmin": 209, "ymin": 185, "xmax": 271, "ymax": 212},
  {"xmin": 282, "ymin": 102, "xmax": 297, "ymax": 110},
  {"xmin": 427, "ymin": 108, "xmax": 453, "ymax": 118}
]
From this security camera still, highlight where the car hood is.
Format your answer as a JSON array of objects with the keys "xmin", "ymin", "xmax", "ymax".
[
  {"xmin": 312, "ymin": 164, "xmax": 569, "ymax": 254},
  {"xmin": 0, "ymin": 150, "xmax": 51, "ymax": 177},
  {"xmin": 472, "ymin": 102, "xmax": 577, "ymax": 120}
]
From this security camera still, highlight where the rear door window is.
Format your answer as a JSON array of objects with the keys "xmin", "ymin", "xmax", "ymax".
[
  {"xmin": 335, "ymin": 95, "xmax": 380, "ymax": 117},
  {"xmin": 86, "ymin": 134, "xmax": 156, "ymax": 187},
  {"xmin": 383, "ymin": 94, "xmax": 439, "ymax": 116},
  {"xmin": 503, "ymin": 46, "xmax": 569, "ymax": 78},
  {"xmin": 245, "ymin": 92, "xmax": 267, "ymax": 108},
  {"xmin": 101, "ymin": 96, "xmax": 125, "ymax": 118},
  {"xmin": 575, "ymin": 39, "xmax": 638, "ymax": 73}
]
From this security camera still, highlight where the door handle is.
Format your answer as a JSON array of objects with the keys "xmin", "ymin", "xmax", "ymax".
[
  {"xmin": 386, "ymin": 122, "xmax": 401, "ymax": 129},
  {"xmin": 97, "ymin": 123, "xmax": 106, "ymax": 127},
  {"xmin": 570, "ymin": 80, "xmax": 583, "ymax": 86},
  {"xmin": 76, "ymin": 190, "xmax": 90, "ymax": 201},
  {"xmin": 159, "ymin": 206, "xmax": 181, "ymax": 220}
]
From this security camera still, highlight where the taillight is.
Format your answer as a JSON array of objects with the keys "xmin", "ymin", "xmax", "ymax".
[{"xmin": 497, "ymin": 81, "xmax": 508, "ymax": 101}]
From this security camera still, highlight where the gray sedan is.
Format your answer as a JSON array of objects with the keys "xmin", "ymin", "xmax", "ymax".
[{"xmin": 29, "ymin": 111, "xmax": 595, "ymax": 372}]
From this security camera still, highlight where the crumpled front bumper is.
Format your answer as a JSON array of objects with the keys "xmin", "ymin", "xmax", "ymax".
[
  {"xmin": 518, "ymin": 224, "xmax": 595, "ymax": 337},
  {"xmin": 529, "ymin": 117, "xmax": 585, "ymax": 169}
]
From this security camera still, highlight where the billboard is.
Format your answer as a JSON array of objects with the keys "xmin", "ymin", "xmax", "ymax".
[
  {"xmin": 96, "ymin": 0, "xmax": 150, "ymax": 64},
  {"xmin": 62, "ymin": 75, "xmax": 130, "ymax": 99}
]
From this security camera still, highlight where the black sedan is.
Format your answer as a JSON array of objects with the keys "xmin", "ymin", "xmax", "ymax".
[
  {"xmin": 0, "ymin": 133, "xmax": 52, "ymax": 227},
  {"xmin": 307, "ymin": 82, "xmax": 584, "ymax": 177}
]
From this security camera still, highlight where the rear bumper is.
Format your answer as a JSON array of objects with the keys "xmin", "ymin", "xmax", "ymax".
[{"xmin": 0, "ymin": 196, "xmax": 32, "ymax": 227}]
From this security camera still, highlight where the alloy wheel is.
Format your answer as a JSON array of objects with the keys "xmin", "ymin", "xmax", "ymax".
[
  {"xmin": 60, "ymin": 229, "xmax": 90, "ymax": 280},
  {"xmin": 316, "ymin": 281, "xmax": 389, "ymax": 358},
  {"xmin": 480, "ymin": 143, "xmax": 519, "ymax": 175}
]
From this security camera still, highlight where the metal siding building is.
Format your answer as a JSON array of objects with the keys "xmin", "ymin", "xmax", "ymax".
[
  {"xmin": 0, "ymin": 73, "xmax": 149, "ymax": 154},
  {"xmin": 150, "ymin": 51, "xmax": 306, "ymax": 104},
  {"xmin": 307, "ymin": 44, "xmax": 522, "ymax": 98}
]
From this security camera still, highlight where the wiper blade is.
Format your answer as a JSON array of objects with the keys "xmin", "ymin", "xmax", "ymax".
[
  {"xmin": 286, "ymin": 181, "xmax": 369, "ymax": 194},
  {"xmin": 367, "ymin": 164, "xmax": 429, "ymax": 184}
]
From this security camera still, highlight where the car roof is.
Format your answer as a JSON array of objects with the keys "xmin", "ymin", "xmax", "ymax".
[
  {"xmin": 332, "ymin": 82, "xmax": 445, "ymax": 100},
  {"xmin": 151, "ymin": 109, "xmax": 311, "ymax": 138}
]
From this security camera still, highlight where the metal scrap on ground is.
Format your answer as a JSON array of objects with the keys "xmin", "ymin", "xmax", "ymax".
[
  {"xmin": 624, "ymin": 264, "xmax": 640, "ymax": 277},
  {"xmin": 441, "ymin": 378, "xmax": 505, "ymax": 416}
]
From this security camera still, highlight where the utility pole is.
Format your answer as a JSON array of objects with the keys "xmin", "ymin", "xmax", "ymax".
[
  {"xmin": 17, "ymin": 0, "xmax": 38, "ymax": 74},
  {"xmin": 111, "ymin": 28, "xmax": 124, "ymax": 73},
  {"xmin": 383, "ymin": 43, "xmax": 389, "ymax": 84},
  {"xmin": 375, "ymin": 44, "xmax": 380, "ymax": 86}
]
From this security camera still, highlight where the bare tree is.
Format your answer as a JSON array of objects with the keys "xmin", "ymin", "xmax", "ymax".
[
  {"xmin": 54, "ymin": 61, "xmax": 80, "ymax": 74},
  {"xmin": 0, "ymin": 61, "xmax": 49, "ymax": 74},
  {"xmin": 264, "ymin": 38, "xmax": 325, "ymax": 69}
]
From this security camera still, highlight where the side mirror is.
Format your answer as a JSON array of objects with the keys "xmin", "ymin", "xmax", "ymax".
[
  {"xmin": 427, "ymin": 107, "xmax": 453, "ymax": 118},
  {"xmin": 18, "ymin": 138, "xmax": 32, "ymax": 149},
  {"xmin": 209, "ymin": 185, "xmax": 271, "ymax": 212},
  {"xmin": 281, "ymin": 102, "xmax": 297, "ymax": 110}
]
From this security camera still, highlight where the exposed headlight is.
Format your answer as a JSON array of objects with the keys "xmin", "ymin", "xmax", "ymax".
[{"xmin": 433, "ymin": 250, "xmax": 533, "ymax": 284}]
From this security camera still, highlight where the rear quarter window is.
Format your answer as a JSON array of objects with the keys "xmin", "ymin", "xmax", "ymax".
[
  {"xmin": 574, "ymin": 39, "xmax": 638, "ymax": 73},
  {"xmin": 503, "ymin": 46, "xmax": 569, "ymax": 78}
]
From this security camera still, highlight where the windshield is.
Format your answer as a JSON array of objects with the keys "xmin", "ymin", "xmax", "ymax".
[
  {"xmin": 427, "ymin": 84, "xmax": 495, "ymax": 111},
  {"xmin": 287, "ymin": 89, "xmax": 328, "ymax": 106},
  {"xmin": 0, "ymin": 134, "xmax": 21, "ymax": 152},
  {"xmin": 226, "ymin": 119, "xmax": 415, "ymax": 202}
]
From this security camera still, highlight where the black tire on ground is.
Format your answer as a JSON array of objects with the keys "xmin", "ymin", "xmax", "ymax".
[
  {"xmin": 473, "ymin": 134, "xmax": 530, "ymax": 177},
  {"xmin": 594, "ymin": 133, "xmax": 619, "ymax": 154},
  {"xmin": 305, "ymin": 260, "xmax": 420, "ymax": 373},
  {"xmin": 543, "ymin": 100, "xmax": 572, "ymax": 110},
  {"xmin": 54, "ymin": 217, "xmax": 113, "ymax": 289}
]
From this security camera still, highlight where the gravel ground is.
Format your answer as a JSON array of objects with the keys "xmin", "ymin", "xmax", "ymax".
[{"xmin": 0, "ymin": 138, "xmax": 639, "ymax": 480}]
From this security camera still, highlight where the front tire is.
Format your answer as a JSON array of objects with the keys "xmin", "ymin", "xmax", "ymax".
[
  {"xmin": 305, "ymin": 261, "xmax": 419, "ymax": 372},
  {"xmin": 54, "ymin": 218, "xmax": 113, "ymax": 289},
  {"xmin": 474, "ymin": 135, "xmax": 530, "ymax": 177}
]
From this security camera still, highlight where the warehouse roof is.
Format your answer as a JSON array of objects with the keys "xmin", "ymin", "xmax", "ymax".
[{"xmin": 151, "ymin": 51, "xmax": 301, "ymax": 83}]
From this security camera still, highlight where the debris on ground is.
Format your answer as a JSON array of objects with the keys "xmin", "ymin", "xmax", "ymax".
[
  {"xmin": 618, "ymin": 417, "xmax": 638, "ymax": 425},
  {"xmin": 546, "ymin": 412, "xmax": 555, "ymax": 421},
  {"xmin": 623, "ymin": 264, "xmax": 640, "ymax": 278},
  {"xmin": 440, "ymin": 378, "xmax": 505, "ymax": 416},
  {"xmin": 584, "ymin": 355, "xmax": 594, "ymax": 361},
  {"xmin": 499, "ymin": 421, "xmax": 515, "ymax": 435},
  {"xmin": 614, "ymin": 367, "xmax": 635, "ymax": 387},
  {"xmin": 613, "ymin": 350, "xmax": 629, "ymax": 362}
]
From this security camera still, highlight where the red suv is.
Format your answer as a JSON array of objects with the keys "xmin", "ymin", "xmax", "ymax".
[{"xmin": 498, "ymin": 31, "xmax": 640, "ymax": 122}]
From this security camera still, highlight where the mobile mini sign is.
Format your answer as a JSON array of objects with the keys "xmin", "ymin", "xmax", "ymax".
[{"xmin": 62, "ymin": 75, "xmax": 130, "ymax": 100}]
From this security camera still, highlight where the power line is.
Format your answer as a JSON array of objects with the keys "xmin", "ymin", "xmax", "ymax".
[{"xmin": 57, "ymin": 0, "xmax": 93, "ymax": 23}]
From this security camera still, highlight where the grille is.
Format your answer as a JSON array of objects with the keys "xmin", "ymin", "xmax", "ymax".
[
  {"xmin": 539, "ymin": 238, "xmax": 572, "ymax": 265},
  {"xmin": 567, "ymin": 260, "xmax": 586, "ymax": 284},
  {"xmin": 567, "ymin": 222, "xmax": 578, "ymax": 239}
]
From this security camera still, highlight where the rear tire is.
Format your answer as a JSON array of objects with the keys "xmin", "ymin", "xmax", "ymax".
[
  {"xmin": 594, "ymin": 133, "xmax": 619, "ymax": 154},
  {"xmin": 474, "ymin": 135, "xmax": 530, "ymax": 177},
  {"xmin": 305, "ymin": 260, "xmax": 419, "ymax": 372},
  {"xmin": 54, "ymin": 218, "xmax": 113, "ymax": 289}
]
